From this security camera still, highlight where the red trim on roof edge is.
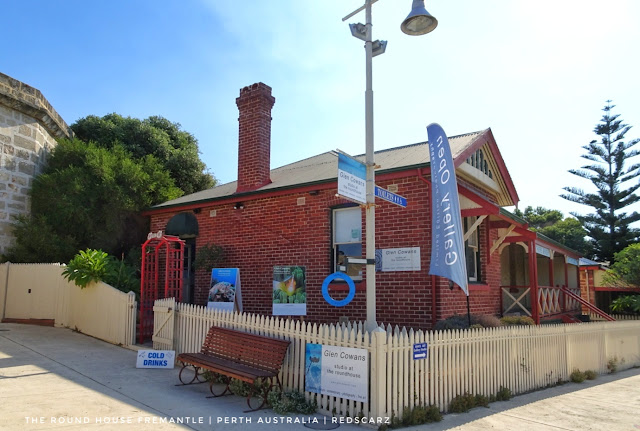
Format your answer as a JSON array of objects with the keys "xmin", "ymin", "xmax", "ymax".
[{"xmin": 455, "ymin": 128, "xmax": 519, "ymax": 207}]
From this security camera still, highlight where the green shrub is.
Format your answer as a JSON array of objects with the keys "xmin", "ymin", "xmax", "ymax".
[
  {"xmin": 607, "ymin": 357, "xmax": 619, "ymax": 373},
  {"xmin": 500, "ymin": 316, "xmax": 535, "ymax": 326},
  {"xmin": 62, "ymin": 248, "xmax": 139, "ymax": 295},
  {"xmin": 474, "ymin": 394, "xmax": 489, "ymax": 407},
  {"xmin": 448, "ymin": 393, "xmax": 477, "ymax": 413},
  {"xmin": 473, "ymin": 314, "xmax": 502, "ymax": 328},
  {"xmin": 63, "ymin": 249, "xmax": 111, "ymax": 288},
  {"xmin": 193, "ymin": 243, "xmax": 224, "ymax": 271},
  {"xmin": 495, "ymin": 386, "xmax": 512, "ymax": 401},
  {"xmin": 386, "ymin": 405, "xmax": 441, "ymax": 429},
  {"xmin": 570, "ymin": 369, "xmax": 586, "ymax": 383},
  {"xmin": 434, "ymin": 315, "xmax": 469, "ymax": 330},
  {"xmin": 267, "ymin": 389, "xmax": 316, "ymax": 415},
  {"xmin": 584, "ymin": 370, "xmax": 597, "ymax": 380},
  {"xmin": 434, "ymin": 314, "xmax": 502, "ymax": 330},
  {"xmin": 610, "ymin": 295, "xmax": 640, "ymax": 315}
]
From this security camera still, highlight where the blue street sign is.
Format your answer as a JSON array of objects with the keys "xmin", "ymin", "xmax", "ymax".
[
  {"xmin": 374, "ymin": 185, "xmax": 407, "ymax": 208},
  {"xmin": 413, "ymin": 342, "xmax": 427, "ymax": 360}
]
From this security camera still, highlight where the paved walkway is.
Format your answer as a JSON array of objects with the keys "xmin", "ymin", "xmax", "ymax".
[{"xmin": 1, "ymin": 323, "xmax": 639, "ymax": 431}]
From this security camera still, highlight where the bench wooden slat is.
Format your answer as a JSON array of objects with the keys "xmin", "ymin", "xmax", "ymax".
[
  {"xmin": 176, "ymin": 325, "xmax": 291, "ymax": 411},
  {"xmin": 199, "ymin": 327, "xmax": 290, "ymax": 374}
]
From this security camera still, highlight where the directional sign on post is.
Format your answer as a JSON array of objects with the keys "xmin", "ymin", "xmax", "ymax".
[
  {"xmin": 374, "ymin": 185, "xmax": 407, "ymax": 208},
  {"xmin": 337, "ymin": 153, "xmax": 367, "ymax": 204}
]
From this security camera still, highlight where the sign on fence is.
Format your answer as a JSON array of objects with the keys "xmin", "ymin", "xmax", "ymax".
[
  {"xmin": 136, "ymin": 350, "xmax": 175, "ymax": 369},
  {"xmin": 305, "ymin": 343, "xmax": 369, "ymax": 403},
  {"xmin": 413, "ymin": 342, "xmax": 428, "ymax": 360}
]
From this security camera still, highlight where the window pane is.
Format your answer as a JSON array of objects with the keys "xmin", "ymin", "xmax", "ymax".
[
  {"xmin": 336, "ymin": 244, "xmax": 363, "ymax": 279},
  {"xmin": 335, "ymin": 208, "xmax": 361, "ymax": 243},
  {"xmin": 466, "ymin": 248, "xmax": 477, "ymax": 281}
]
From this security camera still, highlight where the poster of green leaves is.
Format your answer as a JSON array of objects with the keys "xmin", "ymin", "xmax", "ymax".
[{"xmin": 272, "ymin": 266, "xmax": 306, "ymax": 316}]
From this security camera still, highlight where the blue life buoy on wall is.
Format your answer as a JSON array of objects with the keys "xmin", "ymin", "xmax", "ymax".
[{"xmin": 321, "ymin": 272, "xmax": 355, "ymax": 307}]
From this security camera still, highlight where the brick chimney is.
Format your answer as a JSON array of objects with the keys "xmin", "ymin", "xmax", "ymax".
[{"xmin": 235, "ymin": 82, "xmax": 275, "ymax": 193}]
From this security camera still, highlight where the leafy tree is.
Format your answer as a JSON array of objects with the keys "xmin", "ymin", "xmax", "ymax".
[
  {"xmin": 5, "ymin": 139, "xmax": 181, "ymax": 263},
  {"xmin": 514, "ymin": 206, "xmax": 591, "ymax": 255},
  {"xmin": 72, "ymin": 113, "xmax": 215, "ymax": 194},
  {"xmin": 514, "ymin": 206, "xmax": 563, "ymax": 229},
  {"xmin": 602, "ymin": 243, "xmax": 640, "ymax": 288},
  {"xmin": 538, "ymin": 218, "xmax": 592, "ymax": 256},
  {"xmin": 561, "ymin": 101, "xmax": 640, "ymax": 263},
  {"xmin": 610, "ymin": 295, "xmax": 640, "ymax": 315}
]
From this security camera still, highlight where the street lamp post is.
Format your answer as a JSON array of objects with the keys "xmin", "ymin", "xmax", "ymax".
[{"xmin": 343, "ymin": 0, "xmax": 438, "ymax": 331}]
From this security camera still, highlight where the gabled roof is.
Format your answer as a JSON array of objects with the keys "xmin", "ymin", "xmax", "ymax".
[{"xmin": 151, "ymin": 128, "xmax": 517, "ymax": 211}]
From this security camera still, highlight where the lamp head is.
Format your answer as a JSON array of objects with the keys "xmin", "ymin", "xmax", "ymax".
[{"xmin": 401, "ymin": 0, "xmax": 438, "ymax": 36}]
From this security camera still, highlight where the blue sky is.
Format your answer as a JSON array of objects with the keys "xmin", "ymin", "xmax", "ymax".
[{"xmin": 2, "ymin": 0, "xmax": 639, "ymax": 219}]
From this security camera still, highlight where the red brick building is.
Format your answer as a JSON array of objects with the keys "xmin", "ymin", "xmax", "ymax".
[{"xmin": 144, "ymin": 82, "xmax": 587, "ymax": 329}]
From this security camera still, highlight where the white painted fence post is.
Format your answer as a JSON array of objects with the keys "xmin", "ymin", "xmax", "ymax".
[{"xmin": 370, "ymin": 327, "xmax": 388, "ymax": 421}]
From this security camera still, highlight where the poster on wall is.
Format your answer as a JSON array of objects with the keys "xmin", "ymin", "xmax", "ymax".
[
  {"xmin": 272, "ymin": 266, "xmax": 306, "ymax": 316},
  {"xmin": 375, "ymin": 247, "xmax": 421, "ymax": 272},
  {"xmin": 304, "ymin": 343, "xmax": 368, "ymax": 403},
  {"xmin": 208, "ymin": 268, "xmax": 242, "ymax": 313}
]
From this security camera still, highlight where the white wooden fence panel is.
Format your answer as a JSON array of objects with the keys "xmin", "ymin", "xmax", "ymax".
[{"xmin": 158, "ymin": 302, "xmax": 640, "ymax": 419}]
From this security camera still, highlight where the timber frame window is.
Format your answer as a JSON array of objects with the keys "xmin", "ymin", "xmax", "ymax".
[
  {"xmin": 332, "ymin": 206, "xmax": 363, "ymax": 280},
  {"xmin": 464, "ymin": 216, "xmax": 482, "ymax": 282}
]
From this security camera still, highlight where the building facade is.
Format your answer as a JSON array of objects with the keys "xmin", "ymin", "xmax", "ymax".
[
  {"xmin": 0, "ymin": 73, "xmax": 72, "ymax": 256},
  {"xmin": 145, "ymin": 82, "xmax": 585, "ymax": 329}
]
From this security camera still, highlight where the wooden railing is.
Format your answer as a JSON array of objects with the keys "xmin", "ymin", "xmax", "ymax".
[
  {"xmin": 501, "ymin": 286, "xmax": 532, "ymax": 316},
  {"xmin": 538, "ymin": 286, "xmax": 562, "ymax": 315}
]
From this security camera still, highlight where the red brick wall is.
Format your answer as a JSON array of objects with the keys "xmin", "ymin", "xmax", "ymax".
[
  {"xmin": 433, "ymin": 221, "xmax": 502, "ymax": 320},
  {"xmin": 579, "ymin": 268, "xmax": 596, "ymax": 312},
  {"xmin": 235, "ymin": 83, "xmax": 275, "ymax": 193},
  {"xmin": 150, "ymin": 174, "xmax": 504, "ymax": 330}
]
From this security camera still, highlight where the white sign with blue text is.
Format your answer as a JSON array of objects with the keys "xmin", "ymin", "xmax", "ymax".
[
  {"xmin": 337, "ymin": 153, "xmax": 367, "ymax": 204},
  {"xmin": 305, "ymin": 343, "xmax": 368, "ymax": 403},
  {"xmin": 136, "ymin": 350, "xmax": 175, "ymax": 369}
]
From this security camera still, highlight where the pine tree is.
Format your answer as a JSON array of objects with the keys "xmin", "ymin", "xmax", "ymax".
[{"xmin": 562, "ymin": 101, "xmax": 640, "ymax": 263}]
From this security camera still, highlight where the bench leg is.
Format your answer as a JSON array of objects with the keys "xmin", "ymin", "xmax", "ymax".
[
  {"xmin": 176, "ymin": 362, "xmax": 207, "ymax": 386},
  {"xmin": 244, "ymin": 376, "xmax": 274, "ymax": 412},
  {"xmin": 207, "ymin": 375, "xmax": 232, "ymax": 398}
]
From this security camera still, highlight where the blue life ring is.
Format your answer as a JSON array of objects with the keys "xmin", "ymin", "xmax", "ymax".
[{"xmin": 322, "ymin": 272, "xmax": 355, "ymax": 307}]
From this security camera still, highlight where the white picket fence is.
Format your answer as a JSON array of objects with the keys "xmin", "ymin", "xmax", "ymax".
[
  {"xmin": 589, "ymin": 312, "xmax": 640, "ymax": 321},
  {"xmin": 154, "ymin": 299, "xmax": 640, "ymax": 419}
]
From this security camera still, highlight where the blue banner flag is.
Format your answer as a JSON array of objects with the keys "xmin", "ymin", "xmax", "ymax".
[{"xmin": 427, "ymin": 123, "xmax": 469, "ymax": 296}]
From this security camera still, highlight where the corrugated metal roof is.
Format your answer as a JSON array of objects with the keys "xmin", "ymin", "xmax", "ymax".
[
  {"xmin": 153, "ymin": 129, "xmax": 486, "ymax": 209},
  {"xmin": 579, "ymin": 257, "xmax": 607, "ymax": 268}
]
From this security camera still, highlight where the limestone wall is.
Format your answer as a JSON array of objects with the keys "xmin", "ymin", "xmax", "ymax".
[{"xmin": 0, "ymin": 72, "xmax": 72, "ymax": 256}]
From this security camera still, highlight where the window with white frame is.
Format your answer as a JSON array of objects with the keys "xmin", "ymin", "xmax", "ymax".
[
  {"xmin": 464, "ymin": 216, "xmax": 481, "ymax": 282},
  {"xmin": 332, "ymin": 206, "xmax": 363, "ymax": 280}
]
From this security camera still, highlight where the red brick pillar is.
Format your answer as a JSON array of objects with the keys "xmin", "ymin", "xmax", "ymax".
[{"xmin": 235, "ymin": 83, "xmax": 275, "ymax": 193}]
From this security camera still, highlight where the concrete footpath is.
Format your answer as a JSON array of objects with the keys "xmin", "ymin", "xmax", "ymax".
[{"xmin": 1, "ymin": 323, "xmax": 639, "ymax": 431}]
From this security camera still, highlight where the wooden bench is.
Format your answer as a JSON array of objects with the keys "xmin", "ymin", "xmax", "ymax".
[{"xmin": 176, "ymin": 326, "xmax": 291, "ymax": 411}]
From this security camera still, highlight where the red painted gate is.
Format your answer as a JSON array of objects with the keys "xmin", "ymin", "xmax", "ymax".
[{"xmin": 138, "ymin": 232, "xmax": 184, "ymax": 344}]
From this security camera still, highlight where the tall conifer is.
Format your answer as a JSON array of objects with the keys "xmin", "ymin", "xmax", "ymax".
[{"xmin": 562, "ymin": 101, "xmax": 640, "ymax": 263}]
